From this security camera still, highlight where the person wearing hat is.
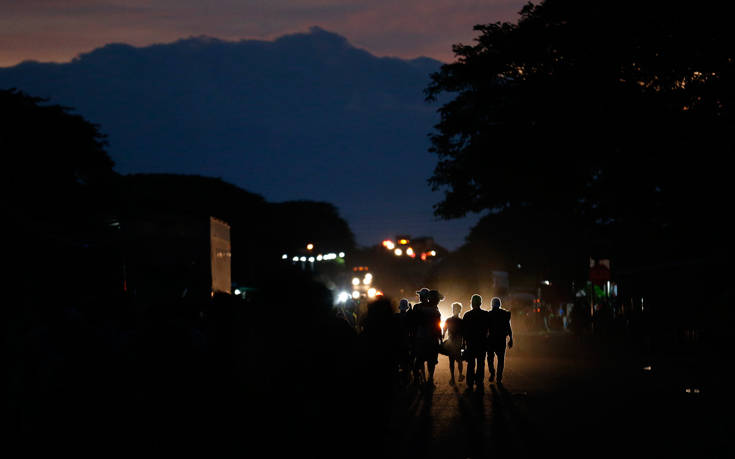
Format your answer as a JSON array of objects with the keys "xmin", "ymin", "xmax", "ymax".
[
  {"xmin": 415, "ymin": 288, "xmax": 431, "ymax": 305},
  {"xmin": 412, "ymin": 288, "xmax": 442, "ymax": 386}
]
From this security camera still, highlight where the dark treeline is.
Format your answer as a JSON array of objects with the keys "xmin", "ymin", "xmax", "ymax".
[
  {"xmin": 2, "ymin": 88, "xmax": 395, "ymax": 456},
  {"xmin": 2, "ymin": 87, "xmax": 355, "ymax": 293},
  {"xmin": 423, "ymin": 0, "xmax": 733, "ymax": 364}
]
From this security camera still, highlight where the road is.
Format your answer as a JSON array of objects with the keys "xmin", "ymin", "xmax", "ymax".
[{"xmin": 377, "ymin": 334, "xmax": 729, "ymax": 459}]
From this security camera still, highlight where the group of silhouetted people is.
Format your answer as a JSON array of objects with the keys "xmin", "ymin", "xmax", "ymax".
[{"xmin": 396, "ymin": 289, "xmax": 513, "ymax": 390}]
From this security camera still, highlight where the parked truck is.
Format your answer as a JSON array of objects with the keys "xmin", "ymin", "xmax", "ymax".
[{"xmin": 123, "ymin": 212, "xmax": 231, "ymax": 302}]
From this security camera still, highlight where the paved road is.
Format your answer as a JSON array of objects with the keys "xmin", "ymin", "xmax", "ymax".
[{"xmin": 378, "ymin": 338, "xmax": 729, "ymax": 459}]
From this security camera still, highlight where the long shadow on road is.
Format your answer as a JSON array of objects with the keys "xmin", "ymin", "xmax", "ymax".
[
  {"xmin": 380, "ymin": 335, "xmax": 731, "ymax": 459},
  {"xmin": 385, "ymin": 358, "xmax": 542, "ymax": 459}
]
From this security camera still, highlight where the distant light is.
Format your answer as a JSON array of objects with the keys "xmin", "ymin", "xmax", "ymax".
[
  {"xmin": 300, "ymin": 256, "xmax": 307, "ymax": 262},
  {"xmin": 292, "ymin": 256, "xmax": 299, "ymax": 262},
  {"xmin": 367, "ymin": 287, "xmax": 377, "ymax": 298},
  {"xmin": 420, "ymin": 253, "xmax": 427, "ymax": 261},
  {"xmin": 352, "ymin": 277, "xmax": 360, "ymax": 286},
  {"xmin": 542, "ymin": 280, "xmax": 551, "ymax": 286},
  {"xmin": 364, "ymin": 273, "xmax": 373, "ymax": 281},
  {"xmin": 234, "ymin": 289, "xmax": 241, "ymax": 295},
  {"xmin": 394, "ymin": 248, "xmax": 403, "ymax": 256},
  {"xmin": 337, "ymin": 291, "xmax": 350, "ymax": 303},
  {"xmin": 406, "ymin": 247, "xmax": 415, "ymax": 257},
  {"xmin": 430, "ymin": 250, "xmax": 437, "ymax": 256},
  {"xmin": 375, "ymin": 290, "xmax": 383, "ymax": 296},
  {"xmin": 352, "ymin": 290, "xmax": 360, "ymax": 299},
  {"xmin": 339, "ymin": 252, "xmax": 345, "ymax": 258},
  {"xmin": 308, "ymin": 257, "xmax": 315, "ymax": 262},
  {"xmin": 382, "ymin": 240, "xmax": 395, "ymax": 250},
  {"xmin": 399, "ymin": 239, "xmax": 409, "ymax": 245},
  {"xmin": 317, "ymin": 254, "xmax": 323, "ymax": 261},
  {"xmin": 643, "ymin": 366, "xmax": 652, "ymax": 371},
  {"xmin": 324, "ymin": 253, "xmax": 337, "ymax": 260},
  {"xmin": 281, "ymin": 254, "xmax": 288, "ymax": 259},
  {"xmin": 307, "ymin": 243, "xmax": 314, "ymax": 251},
  {"xmin": 363, "ymin": 275, "xmax": 372, "ymax": 285},
  {"xmin": 517, "ymin": 264, "xmax": 522, "ymax": 269}
]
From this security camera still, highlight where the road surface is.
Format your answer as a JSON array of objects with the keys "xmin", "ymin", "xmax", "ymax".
[{"xmin": 378, "ymin": 334, "xmax": 728, "ymax": 459}]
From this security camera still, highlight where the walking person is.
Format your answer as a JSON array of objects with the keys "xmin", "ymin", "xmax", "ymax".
[
  {"xmin": 409, "ymin": 289, "xmax": 428, "ymax": 383},
  {"xmin": 462, "ymin": 294, "xmax": 490, "ymax": 391},
  {"xmin": 443, "ymin": 302, "xmax": 465, "ymax": 385},
  {"xmin": 487, "ymin": 297, "xmax": 513, "ymax": 384},
  {"xmin": 413, "ymin": 288, "xmax": 443, "ymax": 387},
  {"xmin": 395, "ymin": 299, "xmax": 413, "ymax": 386}
]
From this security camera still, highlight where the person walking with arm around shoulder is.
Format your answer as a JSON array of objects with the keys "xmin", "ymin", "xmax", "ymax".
[
  {"xmin": 487, "ymin": 297, "xmax": 513, "ymax": 385},
  {"xmin": 462, "ymin": 294, "xmax": 490, "ymax": 391}
]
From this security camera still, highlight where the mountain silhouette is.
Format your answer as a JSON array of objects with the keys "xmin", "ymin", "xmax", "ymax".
[{"xmin": 0, "ymin": 27, "xmax": 479, "ymax": 248}]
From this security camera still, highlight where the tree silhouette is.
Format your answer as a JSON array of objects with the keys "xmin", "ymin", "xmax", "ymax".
[
  {"xmin": 2, "ymin": 89, "xmax": 118, "ymax": 296},
  {"xmin": 115, "ymin": 174, "xmax": 356, "ymax": 287},
  {"xmin": 2, "ymin": 88, "xmax": 115, "ymax": 212},
  {"xmin": 425, "ymin": 0, "xmax": 733, "ymax": 266}
]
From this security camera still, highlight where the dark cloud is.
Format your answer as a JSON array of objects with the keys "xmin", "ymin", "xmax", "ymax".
[
  {"xmin": 0, "ymin": 0, "xmax": 525, "ymax": 66},
  {"xmin": 0, "ymin": 29, "xmax": 482, "ymax": 248}
]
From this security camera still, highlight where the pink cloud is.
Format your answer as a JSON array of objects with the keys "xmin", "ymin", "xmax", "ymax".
[{"xmin": 0, "ymin": 0, "xmax": 527, "ymax": 67}]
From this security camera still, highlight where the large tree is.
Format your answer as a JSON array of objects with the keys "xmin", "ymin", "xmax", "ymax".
[
  {"xmin": 2, "ymin": 88, "xmax": 116, "ymax": 218},
  {"xmin": 426, "ymin": 0, "xmax": 734, "ymax": 270},
  {"xmin": 2, "ymin": 89, "xmax": 118, "ymax": 296}
]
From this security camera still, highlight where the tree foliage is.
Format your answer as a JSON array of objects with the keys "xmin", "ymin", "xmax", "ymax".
[
  {"xmin": 426, "ymin": 0, "xmax": 734, "ymax": 261},
  {"xmin": 1, "ymin": 88, "xmax": 116, "ymax": 217},
  {"xmin": 116, "ymin": 175, "xmax": 356, "ymax": 285},
  {"xmin": 0, "ymin": 90, "xmax": 114, "ymax": 197}
]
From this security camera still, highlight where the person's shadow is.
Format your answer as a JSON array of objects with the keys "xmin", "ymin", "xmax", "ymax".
[
  {"xmin": 489, "ymin": 383, "xmax": 544, "ymax": 458},
  {"xmin": 489, "ymin": 384, "xmax": 514, "ymax": 457},
  {"xmin": 453, "ymin": 384, "xmax": 486, "ymax": 458}
]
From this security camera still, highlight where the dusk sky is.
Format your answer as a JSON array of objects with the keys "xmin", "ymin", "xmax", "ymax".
[
  {"xmin": 1, "ymin": 0, "xmax": 529, "ymax": 250},
  {"xmin": 1, "ymin": 0, "xmax": 526, "ymax": 67}
]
